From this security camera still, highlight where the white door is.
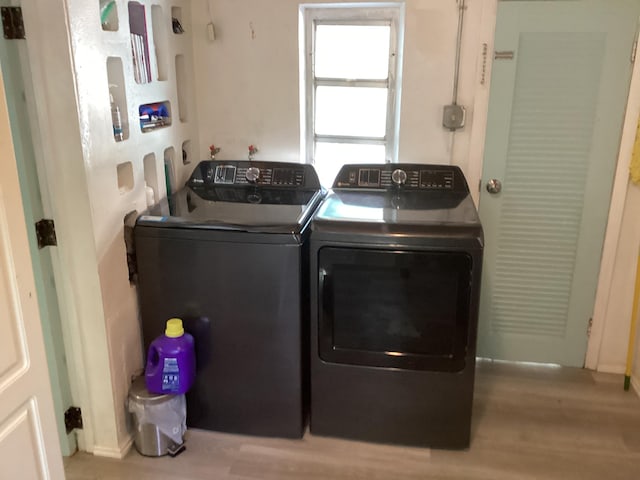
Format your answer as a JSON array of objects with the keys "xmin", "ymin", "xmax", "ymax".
[
  {"xmin": 477, "ymin": 0, "xmax": 640, "ymax": 366},
  {"xmin": 0, "ymin": 61, "xmax": 65, "ymax": 478}
]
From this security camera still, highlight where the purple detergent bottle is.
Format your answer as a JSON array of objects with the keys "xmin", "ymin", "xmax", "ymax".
[{"xmin": 145, "ymin": 318, "xmax": 196, "ymax": 394}]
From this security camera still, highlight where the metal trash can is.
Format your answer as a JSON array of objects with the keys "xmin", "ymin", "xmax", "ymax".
[{"xmin": 128, "ymin": 376, "xmax": 186, "ymax": 457}]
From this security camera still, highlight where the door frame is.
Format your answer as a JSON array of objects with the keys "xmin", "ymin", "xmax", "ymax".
[
  {"xmin": 17, "ymin": 0, "xmax": 123, "ymax": 456},
  {"xmin": 585, "ymin": 34, "xmax": 640, "ymax": 372}
]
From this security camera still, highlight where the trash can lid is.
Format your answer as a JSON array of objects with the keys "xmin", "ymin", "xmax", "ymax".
[{"xmin": 129, "ymin": 375, "xmax": 173, "ymax": 404}]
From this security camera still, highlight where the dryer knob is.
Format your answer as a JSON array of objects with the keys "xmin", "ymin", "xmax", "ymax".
[
  {"xmin": 246, "ymin": 166, "xmax": 261, "ymax": 183},
  {"xmin": 391, "ymin": 169, "xmax": 407, "ymax": 186}
]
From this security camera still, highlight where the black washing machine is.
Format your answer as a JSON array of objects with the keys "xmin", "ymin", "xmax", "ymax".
[
  {"xmin": 135, "ymin": 160, "xmax": 325, "ymax": 438},
  {"xmin": 309, "ymin": 163, "xmax": 483, "ymax": 449}
]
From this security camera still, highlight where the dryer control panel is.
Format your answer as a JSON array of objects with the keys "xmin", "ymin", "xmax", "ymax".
[{"xmin": 333, "ymin": 163, "xmax": 469, "ymax": 193}]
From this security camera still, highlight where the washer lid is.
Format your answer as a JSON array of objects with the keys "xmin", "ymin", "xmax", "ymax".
[
  {"xmin": 137, "ymin": 160, "xmax": 326, "ymax": 234},
  {"xmin": 137, "ymin": 186, "xmax": 325, "ymax": 234}
]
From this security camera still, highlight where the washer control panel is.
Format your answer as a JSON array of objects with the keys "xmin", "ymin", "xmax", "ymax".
[
  {"xmin": 334, "ymin": 164, "xmax": 462, "ymax": 192},
  {"xmin": 189, "ymin": 160, "xmax": 319, "ymax": 188},
  {"xmin": 211, "ymin": 164, "xmax": 305, "ymax": 186}
]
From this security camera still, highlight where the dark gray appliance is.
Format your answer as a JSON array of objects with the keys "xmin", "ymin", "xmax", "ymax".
[
  {"xmin": 309, "ymin": 163, "xmax": 483, "ymax": 449},
  {"xmin": 135, "ymin": 160, "xmax": 325, "ymax": 438}
]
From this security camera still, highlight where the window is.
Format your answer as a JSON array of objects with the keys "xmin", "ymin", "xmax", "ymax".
[{"xmin": 300, "ymin": 4, "xmax": 405, "ymax": 187}]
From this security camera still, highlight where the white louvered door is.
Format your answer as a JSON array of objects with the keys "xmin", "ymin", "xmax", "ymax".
[{"xmin": 477, "ymin": 0, "xmax": 640, "ymax": 366}]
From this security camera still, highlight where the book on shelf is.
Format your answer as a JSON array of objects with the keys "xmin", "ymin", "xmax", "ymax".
[{"xmin": 128, "ymin": 2, "xmax": 152, "ymax": 84}]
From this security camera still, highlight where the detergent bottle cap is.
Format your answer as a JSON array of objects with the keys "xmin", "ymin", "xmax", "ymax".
[{"xmin": 165, "ymin": 318, "xmax": 184, "ymax": 338}]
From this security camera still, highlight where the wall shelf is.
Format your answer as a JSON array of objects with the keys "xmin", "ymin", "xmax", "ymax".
[
  {"xmin": 128, "ymin": 1, "xmax": 152, "ymax": 84},
  {"xmin": 117, "ymin": 161, "xmax": 134, "ymax": 193},
  {"xmin": 139, "ymin": 101, "xmax": 171, "ymax": 132},
  {"xmin": 171, "ymin": 6, "xmax": 185, "ymax": 34},
  {"xmin": 182, "ymin": 140, "xmax": 191, "ymax": 165},
  {"xmin": 176, "ymin": 54, "xmax": 188, "ymax": 122},
  {"xmin": 106, "ymin": 57, "xmax": 129, "ymax": 141},
  {"xmin": 151, "ymin": 5, "xmax": 169, "ymax": 81},
  {"xmin": 164, "ymin": 147, "xmax": 176, "ymax": 195},
  {"xmin": 143, "ymin": 153, "xmax": 159, "ymax": 206},
  {"xmin": 100, "ymin": 0, "xmax": 118, "ymax": 31}
]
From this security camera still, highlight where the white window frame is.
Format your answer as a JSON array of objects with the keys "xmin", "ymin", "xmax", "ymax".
[{"xmin": 299, "ymin": 3, "xmax": 405, "ymax": 168}]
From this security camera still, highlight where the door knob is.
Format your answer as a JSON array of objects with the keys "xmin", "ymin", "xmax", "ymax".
[{"xmin": 486, "ymin": 179, "xmax": 502, "ymax": 194}]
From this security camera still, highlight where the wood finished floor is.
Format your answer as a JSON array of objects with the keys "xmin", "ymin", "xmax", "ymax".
[{"xmin": 63, "ymin": 360, "xmax": 640, "ymax": 479}]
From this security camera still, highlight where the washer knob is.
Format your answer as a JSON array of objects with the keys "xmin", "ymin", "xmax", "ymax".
[
  {"xmin": 391, "ymin": 168, "xmax": 407, "ymax": 186},
  {"xmin": 246, "ymin": 166, "xmax": 260, "ymax": 183}
]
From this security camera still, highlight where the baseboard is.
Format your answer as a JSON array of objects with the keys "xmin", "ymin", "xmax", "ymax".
[
  {"xmin": 594, "ymin": 363, "xmax": 626, "ymax": 375},
  {"xmin": 91, "ymin": 434, "xmax": 134, "ymax": 459},
  {"xmin": 631, "ymin": 375, "xmax": 640, "ymax": 399},
  {"xmin": 594, "ymin": 365, "xmax": 640, "ymax": 398}
]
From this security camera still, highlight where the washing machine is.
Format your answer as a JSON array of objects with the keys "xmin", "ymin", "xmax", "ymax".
[
  {"xmin": 309, "ymin": 163, "xmax": 483, "ymax": 449},
  {"xmin": 135, "ymin": 160, "xmax": 325, "ymax": 438}
]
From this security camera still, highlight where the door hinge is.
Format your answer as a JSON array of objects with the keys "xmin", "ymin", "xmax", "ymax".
[
  {"xmin": 587, "ymin": 317, "xmax": 593, "ymax": 337},
  {"xmin": 64, "ymin": 406, "xmax": 83, "ymax": 434},
  {"xmin": 35, "ymin": 219, "xmax": 57, "ymax": 249},
  {"xmin": 1, "ymin": 7, "xmax": 25, "ymax": 40}
]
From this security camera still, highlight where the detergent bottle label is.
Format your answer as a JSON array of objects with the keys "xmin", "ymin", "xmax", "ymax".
[
  {"xmin": 145, "ymin": 319, "xmax": 196, "ymax": 395},
  {"xmin": 162, "ymin": 357, "xmax": 180, "ymax": 391}
]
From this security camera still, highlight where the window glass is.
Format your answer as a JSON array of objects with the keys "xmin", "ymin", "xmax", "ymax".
[
  {"xmin": 315, "ymin": 25, "xmax": 391, "ymax": 79},
  {"xmin": 314, "ymin": 142, "xmax": 385, "ymax": 186},
  {"xmin": 302, "ymin": 5, "xmax": 403, "ymax": 187},
  {"xmin": 315, "ymin": 86, "xmax": 388, "ymax": 137}
]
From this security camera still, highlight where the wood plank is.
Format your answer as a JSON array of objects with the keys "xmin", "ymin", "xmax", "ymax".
[{"xmin": 64, "ymin": 361, "xmax": 640, "ymax": 479}]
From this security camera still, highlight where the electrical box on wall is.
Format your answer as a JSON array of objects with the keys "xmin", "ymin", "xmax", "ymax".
[{"xmin": 443, "ymin": 104, "xmax": 466, "ymax": 131}]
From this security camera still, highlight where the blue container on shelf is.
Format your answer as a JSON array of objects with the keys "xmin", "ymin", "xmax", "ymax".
[{"xmin": 145, "ymin": 318, "xmax": 196, "ymax": 395}]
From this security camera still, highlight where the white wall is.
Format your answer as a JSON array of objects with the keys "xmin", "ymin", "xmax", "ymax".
[
  {"xmin": 597, "ymin": 184, "xmax": 640, "ymax": 372},
  {"xmin": 66, "ymin": 0, "xmax": 199, "ymax": 455},
  {"xmin": 586, "ymin": 34, "xmax": 640, "ymax": 378},
  {"xmin": 189, "ymin": 0, "xmax": 494, "ymax": 197},
  {"xmin": 21, "ymin": 0, "xmax": 200, "ymax": 456},
  {"xmin": 594, "ymin": 179, "xmax": 640, "ymax": 383},
  {"xmin": 20, "ymin": 0, "xmax": 119, "ymax": 455}
]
